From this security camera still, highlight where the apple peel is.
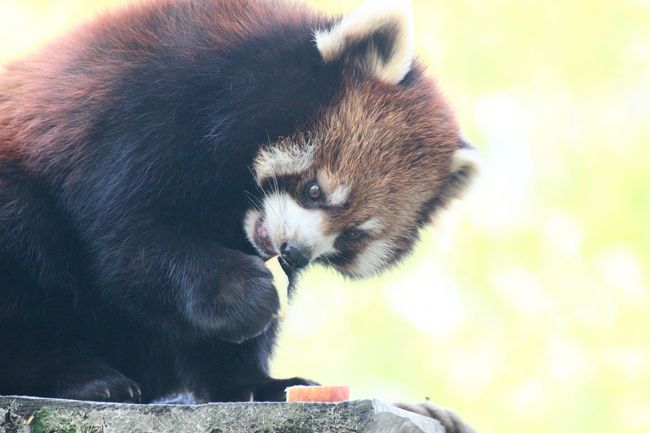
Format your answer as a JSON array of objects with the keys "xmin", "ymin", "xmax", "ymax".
[{"xmin": 286, "ymin": 385, "xmax": 350, "ymax": 402}]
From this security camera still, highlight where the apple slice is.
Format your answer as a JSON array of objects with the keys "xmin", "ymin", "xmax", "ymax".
[
  {"xmin": 286, "ymin": 385, "xmax": 350, "ymax": 402},
  {"xmin": 265, "ymin": 256, "xmax": 289, "ymax": 319}
]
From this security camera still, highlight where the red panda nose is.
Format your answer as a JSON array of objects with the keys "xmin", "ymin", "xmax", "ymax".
[{"xmin": 280, "ymin": 242, "xmax": 310, "ymax": 269}]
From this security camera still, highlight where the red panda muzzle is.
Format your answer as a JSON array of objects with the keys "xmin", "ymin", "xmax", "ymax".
[{"xmin": 280, "ymin": 241, "xmax": 310, "ymax": 270}]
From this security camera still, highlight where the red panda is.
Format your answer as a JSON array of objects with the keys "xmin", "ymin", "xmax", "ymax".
[
  {"xmin": 0, "ymin": 0, "xmax": 478, "ymax": 423},
  {"xmin": 244, "ymin": 1, "xmax": 479, "ymax": 278}
]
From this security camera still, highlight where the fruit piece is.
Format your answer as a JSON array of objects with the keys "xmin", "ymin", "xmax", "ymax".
[
  {"xmin": 265, "ymin": 256, "xmax": 289, "ymax": 319},
  {"xmin": 286, "ymin": 385, "xmax": 350, "ymax": 402}
]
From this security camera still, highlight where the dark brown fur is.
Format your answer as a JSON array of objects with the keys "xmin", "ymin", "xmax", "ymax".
[{"xmin": 0, "ymin": 5, "xmax": 476, "ymax": 429}]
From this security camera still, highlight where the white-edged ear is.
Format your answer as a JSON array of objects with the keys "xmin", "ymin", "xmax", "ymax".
[
  {"xmin": 314, "ymin": 0, "xmax": 415, "ymax": 84},
  {"xmin": 452, "ymin": 140, "xmax": 481, "ymax": 184},
  {"xmin": 439, "ymin": 140, "xmax": 481, "ymax": 205}
]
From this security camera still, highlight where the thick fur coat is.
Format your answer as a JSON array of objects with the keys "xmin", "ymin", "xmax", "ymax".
[{"xmin": 0, "ymin": 0, "xmax": 478, "ymax": 407}]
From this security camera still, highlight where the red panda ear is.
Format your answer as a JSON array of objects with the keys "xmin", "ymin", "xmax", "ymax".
[
  {"xmin": 315, "ymin": 0, "xmax": 415, "ymax": 84},
  {"xmin": 438, "ymin": 139, "xmax": 481, "ymax": 206},
  {"xmin": 453, "ymin": 139, "xmax": 481, "ymax": 182}
]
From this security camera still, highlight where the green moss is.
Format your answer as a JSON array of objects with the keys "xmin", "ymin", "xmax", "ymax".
[
  {"xmin": 30, "ymin": 409, "xmax": 76, "ymax": 433},
  {"xmin": 29, "ymin": 408, "xmax": 105, "ymax": 433}
]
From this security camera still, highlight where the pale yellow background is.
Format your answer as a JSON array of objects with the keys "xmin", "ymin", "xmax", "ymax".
[{"xmin": 1, "ymin": 1, "xmax": 649, "ymax": 433}]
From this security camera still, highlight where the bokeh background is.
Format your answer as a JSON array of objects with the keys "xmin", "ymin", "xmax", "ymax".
[{"xmin": 1, "ymin": 1, "xmax": 648, "ymax": 432}]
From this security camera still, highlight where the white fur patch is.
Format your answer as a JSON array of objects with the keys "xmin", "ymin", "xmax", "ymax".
[
  {"xmin": 447, "ymin": 146, "xmax": 482, "ymax": 200},
  {"xmin": 253, "ymin": 141, "xmax": 316, "ymax": 185},
  {"xmin": 314, "ymin": 0, "xmax": 415, "ymax": 84},
  {"xmin": 262, "ymin": 192, "xmax": 338, "ymax": 260},
  {"xmin": 350, "ymin": 239, "xmax": 395, "ymax": 278},
  {"xmin": 452, "ymin": 146, "xmax": 481, "ymax": 178},
  {"xmin": 358, "ymin": 217, "xmax": 383, "ymax": 233},
  {"xmin": 243, "ymin": 209, "xmax": 264, "ymax": 255},
  {"xmin": 328, "ymin": 184, "xmax": 351, "ymax": 207}
]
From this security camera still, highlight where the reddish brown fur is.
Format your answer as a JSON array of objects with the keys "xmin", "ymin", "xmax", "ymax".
[
  {"xmin": 316, "ymin": 67, "xmax": 458, "ymax": 228},
  {"xmin": 0, "ymin": 0, "xmax": 325, "ymax": 181},
  {"xmin": 278, "ymin": 63, "xmax": 460, "ymax": 265}
]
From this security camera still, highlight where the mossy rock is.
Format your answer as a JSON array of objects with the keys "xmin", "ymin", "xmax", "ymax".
[{"xmin": 0, "ymin": 396, "xmax": 443, "ymax": 433}]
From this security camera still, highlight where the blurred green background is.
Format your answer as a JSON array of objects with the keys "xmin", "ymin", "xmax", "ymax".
[{"xmin": 2, "ymin": 1, "xmax": 648, "ymax": 432}]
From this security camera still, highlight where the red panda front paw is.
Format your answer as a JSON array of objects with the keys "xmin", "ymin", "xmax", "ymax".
[
  {"xmin": 393, "ymin": 402, "xmax": 477, "ymax": 433},
  {"xmin": 56, "ymin": 364, "xmax": 142, "ymax": 403},
  {"xmin": 187, "ymin": 250, "xmax": 279, "ymax": 343},
  {"xmin": 252, "ymin": 377, "xmax": 320, "ymax": 401}
]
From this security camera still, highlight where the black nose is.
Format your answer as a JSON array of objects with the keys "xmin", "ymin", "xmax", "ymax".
[{"xmin": 280, "ymin": 242, "xmax": 310, "ymax": 269}]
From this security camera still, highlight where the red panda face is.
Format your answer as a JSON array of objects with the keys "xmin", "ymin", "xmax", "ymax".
[{"xmin": 244, "ymin": 0, "xmax": 479, "ymax": 278}]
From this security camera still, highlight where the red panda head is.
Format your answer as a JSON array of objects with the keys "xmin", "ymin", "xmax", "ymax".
[{"xmin": 244, "ymin": 0, "xmax": 479, "ymax": 278}]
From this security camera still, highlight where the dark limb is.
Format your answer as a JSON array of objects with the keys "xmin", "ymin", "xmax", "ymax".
[
  {"xmin": 252, "ymin": 377, "xmax": 320, "ymax": 402},
  {"xmin": 94, "ymin": 226, "xmax": 280, "ymax": 343},
  {"xmin": 0, "ymin": 325, "xmax": 141, "ymax": 403}
]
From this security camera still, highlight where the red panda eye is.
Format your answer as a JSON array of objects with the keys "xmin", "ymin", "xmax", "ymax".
[
  {"xmin": 343, "ymin": 229, "xmax": 363, "ymax": 240},
  {"xmin": 306, "ymin": 182, "xmax": 322, "ymax": 201}
]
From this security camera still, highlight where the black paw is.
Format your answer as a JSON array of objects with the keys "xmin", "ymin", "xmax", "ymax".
[
  {"xmin": 394, "ymin": 402, "xmax": 477, "ymax": 433},
  {"xmin": 188, "ymin": 250, "xmax": 279, "ymax": 344},
  {"xmin": 57, "ymin": 366, "xmax": 142, "ymax": 403},
  {"xmin": 253, "ymin": 377, "xmax": 320, "ymax": 402}
]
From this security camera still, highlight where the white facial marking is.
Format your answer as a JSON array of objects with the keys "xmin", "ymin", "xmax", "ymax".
[
  {"xmin": 263, "ymin": 192, "xmax": 338, "ymax": 260},
  {"xmin": 328, "ymin": 184, "xmax": 351, "ymax": 207},
  {"xmin": 243, "ymin": 209, "xmax": 263, "ymax": 255},
  {"xmin": 350, "ymin": 239, "xmax": 395, "ymax": 278},
  {"xmin": 253, "ymin": 141, "xmax": 316, "ymax": 185},
  {"xmin": 314, "ymin": 0, "xmax": 415, "ymax": 84},
  {"xmin": 358, "ymin": 217, "xmax": 383, "ymax": 234},
  {"xmin": 312, "ymin": 233, "xmax": 339, "ymax": 260}
]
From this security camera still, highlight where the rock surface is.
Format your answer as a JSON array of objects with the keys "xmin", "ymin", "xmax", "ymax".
[{"xmin": 0, "ymin": 396, "xmax": 444, "ymax": 433}]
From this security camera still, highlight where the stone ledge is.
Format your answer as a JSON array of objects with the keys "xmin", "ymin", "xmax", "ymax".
[{"xmin": 0, "ymin": 396, "xmax": 444, "ymax": 433}]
